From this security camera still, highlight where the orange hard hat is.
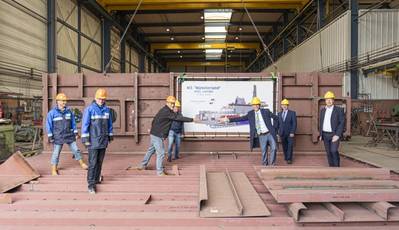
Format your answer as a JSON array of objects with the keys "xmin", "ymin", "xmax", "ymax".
[
  {"xmin": 95, "ymin": 88, "xmax": 107, "ymax": 99},
  {"xmin": 55, "ymin": 93, "xmax": 67, "ymax": 101},
  {"xmin": 166, "ymin": 96, "xmax": 176, "ymax": 103}
]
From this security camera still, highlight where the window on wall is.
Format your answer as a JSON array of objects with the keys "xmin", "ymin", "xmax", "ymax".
[{"xmin": 56, "ymin": 0, "xmax": 102, "ymax": 74}]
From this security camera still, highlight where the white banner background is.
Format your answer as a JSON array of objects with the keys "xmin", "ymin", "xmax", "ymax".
[{"xmin": 181, "ymin": 81, "xmax": 274, "ymax": 133}]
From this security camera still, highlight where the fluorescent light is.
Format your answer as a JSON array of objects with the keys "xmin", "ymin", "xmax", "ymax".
[
  {"xmin": 204, "ymin": 10, "xmax": 232, "ymax": 21},
  {"xmin": 205, "ymin": 35, "xmax": 226, "ymax": 40},
  {"xmin": 205, "ymin": 26, "xmax": 226, "ymax": 33},
  {"xmin": 205, "ymin": 49, "xmax": 223, "ymax": 54}
]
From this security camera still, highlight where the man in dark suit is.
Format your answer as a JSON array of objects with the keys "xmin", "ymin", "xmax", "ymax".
[
  {"xmin": 221, "ymin": 97, "xmax": 279, "ymax": 166},
  {"xmin": 278, "ymin": 99, "xmax": 297, "ymax": 164},
  {"xmin": 319, "ymin": 91, "xmax": 345, "ymax": 167}
]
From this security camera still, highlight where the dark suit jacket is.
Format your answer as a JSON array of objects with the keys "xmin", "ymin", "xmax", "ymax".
[
  {"xmin": 229, "ymin": 109, "xmax": 278, "ymax": 150},
  {"xmin": 278, "ymin": 110, "xmax": 297, "ymax": 137},
  {"xmin": 319, "ymin": 106, "xmax": 345, "ymax": 139}
]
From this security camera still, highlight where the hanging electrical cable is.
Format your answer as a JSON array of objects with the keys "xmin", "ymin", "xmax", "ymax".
[
  {"xmin": 241, "ymin": 2, "xmax": 277, "ymax": 73},
  {"xmin": 103, "ymin": 0, "xmax": 144, "ymax": 74}
]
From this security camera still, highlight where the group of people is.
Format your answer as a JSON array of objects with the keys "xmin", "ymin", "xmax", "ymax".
[
  {"xmin": 46, "ymin": 89, "xmax": 345, "ymax": 194},
  {"xmin": 46, "ymin": 88, "xmax": 113, "ymax": 194}
]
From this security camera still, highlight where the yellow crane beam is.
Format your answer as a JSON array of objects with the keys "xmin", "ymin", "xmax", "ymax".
[
  {"xmin": 167, "ymin": 61, "xmax": 244, "ymax": 67},
  {"xmin": 97, "ymin": 0, "xmax": 308, "ymax": 11},
  {"xmin": 151, "ymin": 42, "xmax": 260, "ymax": 52}
]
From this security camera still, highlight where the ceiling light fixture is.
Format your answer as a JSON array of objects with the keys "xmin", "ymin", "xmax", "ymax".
[
  {"xmin": 166, "ymin": 28, "xmax": 170, "ymax": 32},
  {"xmin": 170, "ymin": 37, "xmax": 175, "ymax": 41}
]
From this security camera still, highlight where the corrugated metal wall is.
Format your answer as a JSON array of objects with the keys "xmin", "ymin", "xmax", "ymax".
[
  {"xmin": 262, "ymin": 11, "xmax": 350, "ymax": 73},
  {"xmin": 0, "ymin": 0, "xmax": 46, "ymax": 97},
  {"xmin": 358, "ymin": 9, "xmax": 399, "ymax": 99},
  {"xmin": 263, "ymin": 9, "xmax": 399, "ymax": 99},
  {"xmin": 57, "ymin": 0, "xmax": 102, "ymax": 74}
]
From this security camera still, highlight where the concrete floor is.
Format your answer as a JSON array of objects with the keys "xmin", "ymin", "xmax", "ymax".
[{"xmin": 341, "ymin": 135, "xmax": 399, "ymax": 173}]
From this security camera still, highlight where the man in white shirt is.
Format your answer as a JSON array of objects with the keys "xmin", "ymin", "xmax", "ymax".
[{"xmin": 319, "ymin": 91, "xmax": 345, "ymax": 167}]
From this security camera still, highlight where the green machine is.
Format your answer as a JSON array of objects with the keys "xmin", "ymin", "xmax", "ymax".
[
  {"xmin": 392, "ymin": 104, "xmax": 399, "ymax": 117},
  {"xmin": 0, "ymin": 122, "xmax": 15, "ymax": 162}
]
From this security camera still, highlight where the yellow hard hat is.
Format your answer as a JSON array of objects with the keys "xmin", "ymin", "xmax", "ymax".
[
  {"xmin": 251, "ymin": 97, "xmax": 261, "ymax": 105},
  {"xmin": 281, "ymin": 99, "xmax": 289, "ymax": 105},
  {"xmin": 175, "ymin": 100, "xmax": 181, "ymax": 107},
  {"xmin": 95, "ymin": 88, "xmax": 107, "ymax": 99},
  {"xmin": 55, "ymin": 93, "xmax": 67, "ymax": 101},
  {"xmin": 324, "ymin": 91, "xmax": 335, "ymax": 99},
  {"xmin": 166, "ymin": 96, "xmax": 176, "ymax": 103}
]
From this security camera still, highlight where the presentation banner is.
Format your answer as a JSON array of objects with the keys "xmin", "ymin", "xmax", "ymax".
[{"xmin": 182, "ymin": 80, "xmax": 274, "ymax": 133}]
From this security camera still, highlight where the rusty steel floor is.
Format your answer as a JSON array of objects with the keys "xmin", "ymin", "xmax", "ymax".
[
  {"xmin": 342, "ymin": 136, "xmax": 399, "ymax": 173},
  {"xmin": 1, "ymin": 152, "xmax": 399, "ymax": 229}
]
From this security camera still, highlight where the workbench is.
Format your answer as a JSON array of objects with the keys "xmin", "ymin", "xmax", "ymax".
[{"xmin": 367, "ymin": 122, "xmax": 399, "ymax": 150}]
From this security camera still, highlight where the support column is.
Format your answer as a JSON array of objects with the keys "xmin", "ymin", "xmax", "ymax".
[
  {"xmin": 350, "ymin": 0, "xmax": 359, "ymax": 99},
  {"xmin": 317, "ymin": 0, "xmax": 326, "ymax": 29},
  {"xmin": 282, "ymin": 13, "xmax": 289, "ymax": 54},
  {"xmin": 47, "ymin": 0, "xmax": 56, "ymax": 73},
  {"xmin": 102, "ymin": 18, "xmax": 112, "ymax": 72},
  {"xmin": 77, "ymin": 2, "xmax": 82, "ymax": 72},
  {"xmin": 272, "ymin": 24, "xmax": 278, "ymax": 60},
  {"xmin": 139, "ymin": 52, "xmax": 145, "ymax": 73},
  {"xmin": 120, "ymin": 32, "xmax": 126, "ymax": 73}
]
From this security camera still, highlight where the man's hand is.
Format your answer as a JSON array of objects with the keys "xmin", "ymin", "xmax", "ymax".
[
  {"xmin": 48, "ymin": 137, "xmax": 54, "ymax": 144},
  {"xmin": 108, "ymin": 136, "xmax": 114, "ymax": 142},
  {"xmin": 218, "ymin": 116, "xmax": 229, "ymax": 123},
  {"xmin": 193, "ymin": 117, "xmax": 199, "ymax": 123},
  {"xmin": 84, "ymin": 142, "xmax": 91, "ymax": 146},
  {"xmin": 75, "ymin": 134, "xmax": 80, "ymax": 139},
  {"xmin": 319, "ymin": 136, "xmax": 322, "ymax": 141},
  {"xmin": 289, "ymin": 133, "xmax": 295, "ymax": 137},
  {"xmin": 332, "ymin": 135, "xmax": 340, "ymax": 142}
]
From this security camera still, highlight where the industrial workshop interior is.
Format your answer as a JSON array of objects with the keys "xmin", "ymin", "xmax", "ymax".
[{"xmin": 1, "ymin": 0, "xmax": 399, "ymax": 229}]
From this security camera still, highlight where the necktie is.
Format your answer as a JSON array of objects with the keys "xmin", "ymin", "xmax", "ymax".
[
  {"xmin": 283, "ymin": 111, "xmax": 287, "ymax": 122},
  {"xmin": 255, "ymin": 111, "xmax": 262, "ymax": 135}
]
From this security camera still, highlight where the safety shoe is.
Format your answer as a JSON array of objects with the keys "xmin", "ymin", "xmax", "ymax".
[
  {"xmin": 79, "ymin": 159, "xmax": 88, "ymax": 170},
  {"xmin": 136, "ymin": 165, "xmax": 147, "ymax": 170},
  {"xmin": 158, "ymin": 171, "xmax": 168, "ymax": 176},
  {"xmin": 51, "ymin": 165, "xmax": 58, "ymax": 176},
  {"xmin": 88, "ymin": 187, "xmax": 96, "ymax": 194},
  {"xmin": 287, "ymin": 160, "xmax": 292, "ymax": 164}
]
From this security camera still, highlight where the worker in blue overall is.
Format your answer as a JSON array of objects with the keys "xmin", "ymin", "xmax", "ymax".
[
  {"xmin": 167, "ymin": 100, "xmax": 183, "ymax": 162},
  {"xmin": 278, "ymin": 99, "xmax": 297, "ymax": 164},
  {"xmin": 46, "ymin": 93, "xmax": 88, "ymax": 176},
  {"xmin": 81, "ymin": 88, "xmax": 113, "ymax": 194}
]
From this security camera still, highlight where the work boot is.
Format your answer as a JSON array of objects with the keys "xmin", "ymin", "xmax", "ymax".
[
  {"xmin": 51, "ymin": 165, "xmax": 58, "ymax": 176},
  {"xmin": 88, "ymin": 187, "xmax": 96, "ymax": 194},
  {"xmin": 79, "ymin": 159, "xmax": 88, "ymax": 170},
  {"xmin": 158, "ymin": 171, "xmax": 168, "ymax": 176},
  {"xmin": 137, "ymin": 165, "xmax": 147, "ymax": 170}
]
